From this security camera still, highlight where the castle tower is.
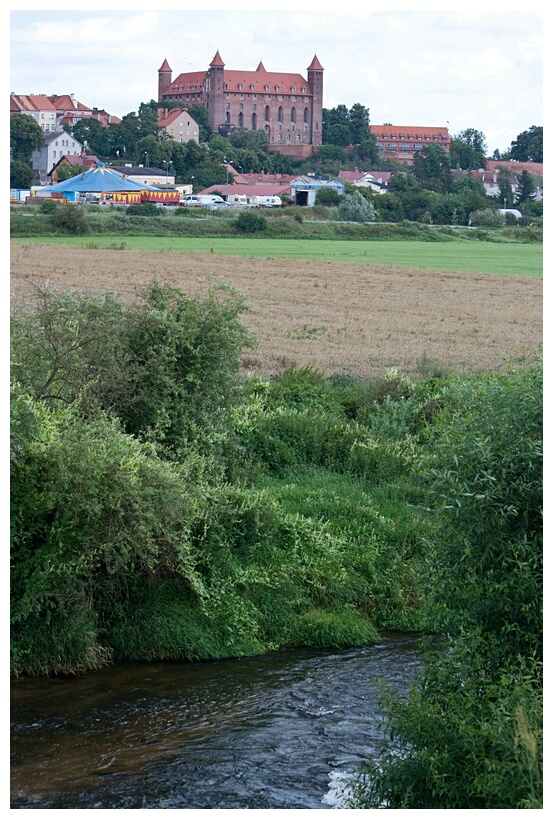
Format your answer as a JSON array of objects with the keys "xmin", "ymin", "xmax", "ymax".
[
  {"xmin": 205, "ymin": 50, "xmax": 226, "ymax": 132},
  {"xmin": 307, "ymin": 54, "xmax": 324, "ymax": 147},
  {"xmin": 158, "ymin": 58, "xmax": 172, "ymax": 102}
]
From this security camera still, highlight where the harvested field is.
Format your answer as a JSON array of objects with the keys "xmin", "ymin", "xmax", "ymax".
[{"xmin": 10, "ymin": 242, "xmax": 542, "ymax": 379}]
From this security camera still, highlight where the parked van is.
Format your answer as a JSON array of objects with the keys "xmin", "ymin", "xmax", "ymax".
[
  {"xmin": 179, "ymin": 194, "xmax": 224, "ymax": 207},
  {"xmin": 247, "ymin": 195, "xmax": 283, "ymax": 208}
]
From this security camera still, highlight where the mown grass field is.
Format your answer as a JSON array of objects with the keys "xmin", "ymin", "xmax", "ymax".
[{"xmin": 11, "ymin": 236, "xmax": 543, "ymax": 277}]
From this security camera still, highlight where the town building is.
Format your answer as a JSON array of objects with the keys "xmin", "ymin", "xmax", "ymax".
[
  {"xmin": 158, "ymin": 51, "xmax": 324, "ymax": 158},
  {"xmin": 338, "ymin": 169, "xmax": 392, "ymax": 194},
  {"xmin": 157, "ymin": 108, "xmax": 200, "ymax": 144},
  {"xmin": 370, "ymin": 125, "xmax": 451, "ymax": 164},
  {"xmin": 10, "ymin": 93, "xmax": 121, "ymax": 131},
  {"xmin": 31, "ymin": 131, "xmax": 84, "ymax": 181}
]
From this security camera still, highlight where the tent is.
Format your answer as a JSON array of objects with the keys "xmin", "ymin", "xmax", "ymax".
[{"xmin": 35, "ymin": 162, "xmax": 162, "ymax": 202}]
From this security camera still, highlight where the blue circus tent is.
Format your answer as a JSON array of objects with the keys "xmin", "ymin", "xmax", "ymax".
[{"xmin": 37, "ymin": 163, "xmax": 162, "ymax": 201}]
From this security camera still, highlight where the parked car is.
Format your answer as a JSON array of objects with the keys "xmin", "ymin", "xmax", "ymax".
[{"xmin": 208, "ymin": 201, "xmax": 233, "ymax": 210}]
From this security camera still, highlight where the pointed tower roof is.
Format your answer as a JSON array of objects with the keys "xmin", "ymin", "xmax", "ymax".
[
  {"xmin": 210, "ymin": 50, "xmax": 225, "ymax": 67},
  {"xmin": 307, "ymin": 54, "xmax": 324, "ymax": 71},
  {"xmin": 256, "ymin": 60, "xmax": 266, "ymax": 72},
  {"xmin": 158, "ymin": 58, "xmax": 172, "ymax": 72}
]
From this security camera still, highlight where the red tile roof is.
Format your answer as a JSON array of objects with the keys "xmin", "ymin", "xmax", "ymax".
[
  {"xmin": 159, "ymin": 58, "xmax": 172, "ymax": 72},
  {"xmin": 199, "ymin": 183, "xmax": 292, "ymax": 197},
  {"xmin": 167, "ymin": 57, "xmax": 313, "ymax": 96},
  {"xmin": 371, "ymin": 125, "xmax": 450, "ymax": 140},
  {"xmin": 210, "ymin": 50, "xmax": 225, "ymax": 67},
  {"xmin": 307, "ymin": 55, "xmax": 324, "ymax": 71}
]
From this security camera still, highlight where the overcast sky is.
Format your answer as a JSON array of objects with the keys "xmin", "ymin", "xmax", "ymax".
[{"xmin": 9, "ymin": 2, "xmax": 544, "ymax": 155}]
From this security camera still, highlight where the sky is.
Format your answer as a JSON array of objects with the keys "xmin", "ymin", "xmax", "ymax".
[{"xmin": 9, "ymin": 3, "xmax": 544, "ymax": 155}]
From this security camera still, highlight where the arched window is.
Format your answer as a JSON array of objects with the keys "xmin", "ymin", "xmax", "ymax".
[
  {"xmin": 303, "ymin": 107, "xmax": 309, "ymax": 124},
  {"xmin": 251, "ymin": 112, "xmax": 257, "ymax": 129},
  {"xmin": 290, "ymin": 106, "xmax": 296, "ymax": 123},
  {"xmin": 238, "ymin": 112, "xmax": 244, "ymax": 127},
  {"xmin": 225, "ymin": 111, "xmax": 230, "ymax": 123},
  {"xmin": 264, "ymin": 105, "xmax": 270, "ymax": 122},
  {"xmin": 278, "ymin": 106, "xmax": 283, "ymax": 123}
]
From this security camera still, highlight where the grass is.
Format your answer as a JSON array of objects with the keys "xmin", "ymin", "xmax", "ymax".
[{"xmin": 11, "ymin": 236, "xmax": 542, "ymax": 277}]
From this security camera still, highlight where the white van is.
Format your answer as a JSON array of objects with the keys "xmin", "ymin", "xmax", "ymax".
[
  {"xmin": 247, "ymin": 195, "xmax": 283, "ymax": 208},
  {"xmin": 179, "ymin": 194, "xmax": 224, "ymax": 207}
]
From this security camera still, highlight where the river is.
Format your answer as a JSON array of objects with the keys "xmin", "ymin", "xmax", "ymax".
[{"xmin": 11, "ymin": 632, "xmax": 423, "ymax": 809}]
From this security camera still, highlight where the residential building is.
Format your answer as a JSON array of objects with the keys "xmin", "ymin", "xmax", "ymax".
[
  {"xmin": 31, "ymin": 131, "xmax": 84, "ymax": 179},
  {"xmin": 158, "ymin": 51, "xmax": 324, "ymax": 157},
  {"xmin": 157, "ymin": 108, "xmax": 200, "ymax": 144},
  {"xmin": 10, "ymin": 94, "xmax": 58, "ymax": 131},
  {"xmin": 370, "ymin": 125, "xmax": 451, "ymax": 164},
  {"xmin": 338, "ymin": 169, "xmax": 392, "ymax": 194},
  {"xmin": 48, "ymin": 153, "xmax": 100, "ymax": 184},
  {"xmin": 109, "ymin": 165, "xmax": 176, "ymax": 187},
  {"xmin": 10, "ymin": 93, "xmax": 121, "ymax": 131}
]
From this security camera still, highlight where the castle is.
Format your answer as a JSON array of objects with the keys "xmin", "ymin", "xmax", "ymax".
[{"xmin": 158, "ymin": 51, "xmax": 323, "ymax": 157}]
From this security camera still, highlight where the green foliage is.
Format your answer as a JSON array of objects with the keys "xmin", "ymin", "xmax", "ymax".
[
  {"xmin": 469, "ymin": 207, "xmax": 505, "ymax": 227},
  {"xmin": 48, "ymin": 204, "xmax": 90, "ymax": 234},
  {"xmin": 11, "ymin": 280, "xmax": 255, "ymax": 455},
  {"xmin": 125, "ymin": 201, "xmax": 163, "ymax": 217},
  {"xmin": 10, "ymin": 113, "xmax": 44, "ymax": 162},
  {"xmin": 337, "ymin": 191, "xmax": 376, "ymax": 222},
  {"xmin": 349, "ymin": 359, "xmax": 543, "ymax": 809},
  {"xmin": 509, "ymin": 125, "xmax": 543, "ymax": 163},
  {"xmin": 315, "ymin": 187, "xmax": 341, "ymax": 206},
  {"xmin": 234, "ymin": 210, "xmax": 267, "ymax": 233},
  {"xmin": 10, "ymin": 159, "xmax": 37, "ymax": 189}
]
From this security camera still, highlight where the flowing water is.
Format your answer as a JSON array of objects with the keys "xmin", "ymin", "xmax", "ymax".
[{"xmin": 11, "ymin": 632, "xmax": 423, "ymax": 809}]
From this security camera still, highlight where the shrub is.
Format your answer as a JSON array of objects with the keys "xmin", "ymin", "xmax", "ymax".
[
  {"xmin": 48, "ymin": 203, "xmax": 90, "ymax": 234},
  {"xmin": 469, "ymin": 207, "xmax": 505, "ymax": 227},
  {"xmin": 337, "ymin": 191, "xmax": 376, "ymax": 223},
  {"xmin": 234, "ymin": 210, "xmax": 267, "ymax": 233},
  {"xmin": 39, "ymin": 199, "xmax": 59, "ymax": 214},
  {"xmin": 126, "ymin": 202, "xmax": 162, "ymax": 217},
  {"xmin": 315, "ymin": 187, "xmax": 341, "ymax": 206}
]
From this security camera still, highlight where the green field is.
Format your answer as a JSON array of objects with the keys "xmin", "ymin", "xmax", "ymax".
[{"xmin": 12, "ymin": 236, "xmax": 543, "ymax": 277}]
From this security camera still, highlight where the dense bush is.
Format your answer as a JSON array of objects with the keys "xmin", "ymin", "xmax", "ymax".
[
  {"xmin": 234, "ymin": 210, "xmax": 267, "ymax": 233},
  {"xmin": 469, "ymin": 207, "xmax": 505, "ymax": 227},
  {"xmin": 125, "ymin": 202, "xmax": 163, "ymax": 217},
  {"xmin": 349, "ymin": 358, "xmax": 543, "ymax": 808},
  {"xmin": 48, "ymin": 203, "xmax": 90, "ymax": 234},
  {"xmin": 337, "ymin": 191, "xmax": 376, "ymax": 222}
]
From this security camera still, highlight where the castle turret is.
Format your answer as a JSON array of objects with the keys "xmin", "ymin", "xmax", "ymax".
[
  {"xmin": 158, "ymin": 58, "xmax": 172, "ymax": 102},
  {"xmin": 307, "ymin": 54, "xmax": 324, "ymax": 147},
  {"xmin": 206, "ymin": 50, "xmax": 226, "ymax": 131}
]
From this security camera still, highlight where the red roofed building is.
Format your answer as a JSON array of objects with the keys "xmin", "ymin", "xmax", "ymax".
[
  {"xmin": 158, "ymin": 52, "xmax": 324, "ymax": 157},
  {"xmin": 370, "ymin": 125, "xmax": 451, "ymax": 165}
]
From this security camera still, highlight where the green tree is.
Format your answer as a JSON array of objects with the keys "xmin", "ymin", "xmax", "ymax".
[
  {"xmin": 450, "ymin": 128, "xmax": 487, "ymax": 169},
  {"xmin": 70, "ymin": 117, "xmax": 111, "ymax": 157},
  {"xmin": 10, "ymin": 159, "xmax": 37, "ymax": 188},
  {"xmin": 348, "ymin": 103, "xmax": 371, "ymax": 145},
  {"xmin": 55, "ymin": 163, "xmax": 86, "ymax": 182},
  {"xmin": 326, "ymin": 123, "xmax": 352, "ymax": 146},
  {"xmin": 187, "ymin": 104, "xmax": 213, "ymax": 142},
  {"xmin": 412, "ymin": 144, "xmax": 452, "ymax": 193},
  {"xmin": 496, "ymin": 166, "xmax": 514, "ymax": 207},
  {"xmin": 10, "ymin": 114, "xmax": 44, "ymax": 162},
  {"xmin": 315, "ymin": 187, "xmax": 341, "ymax": 206},
  {"xmin": 337, "ymin": 191, "xmax": 375, "ymax": 222},
  {"xmin": 509, "ymin": 126, "xmax": 542, "ymax": 163},
  {"xmin": 515, "ymin": 170, "xmax": 537, "ymax": 205}
]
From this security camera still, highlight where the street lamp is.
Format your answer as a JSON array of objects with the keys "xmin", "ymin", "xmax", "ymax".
[
  {"xmin": 144, "ymin": 152, "xmax": 149, "ymax": 168},
  {"xmin": 162, "ymin": 160, "xmax": 172, "ymax": 186}
]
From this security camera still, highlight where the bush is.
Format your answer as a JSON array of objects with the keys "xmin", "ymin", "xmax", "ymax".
[
  {"xmin": 48, "ymin": 203, "xmax": 90, "ymax": 234},
  {"xmin": 469, "ymin": 207, "xmax": 505, "ymax": 227},
  {"xmin": 315, "ymin": 187, "xmax": 341, "ymax": 206},
  {"xmin": 234, "ymin": 210, "xmax": 267, "ymax": 233},
  {"xmin": 126, "ymin": 202, "xmax": 162, "ymax": 217},
  {"xmin": 337, "ymin": 191, "xmax": 376, "ymax": 223},
  {"xmin": 39, "ymin": 199, "xmax": 60, "ymax": 214}
]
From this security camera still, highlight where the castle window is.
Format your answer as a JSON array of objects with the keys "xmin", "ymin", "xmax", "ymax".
[
  {"xmin": 265, "ymin": 105, "xmax": 270, "ymax": 121},
  {"xmin": 224, "ymin": 83, "xmax": 228, "ymax": 90},
  {"xmin": 226, "ymin": 112, "xmax": 230, "ymax": 123},
  {"xmin": 239, "ymin": 103, "xmax": 243, "ymax": 110},
  {"xmin": 297, "ymin": 134, "xmax": 301, "ymax": 141},
  {"xmin": 238, "ymin": 112, "xmax": 244, "ymax": 127},
  {"xmin": 290, "ymin": 106, "xmax": 296, "ymax": 123},
  {"xmin": 278, "ymin": 106, "xmax": 283, "ymax": 122},
  {"xmin": 286, "ymin": 134, "xmax": 290, "ymax": 141},
  {"xmin": 239, "ymin": 84, "xmax": 243, "ymax": 91},
  {"xmin": 303, "ymin": 107, "xmax": 309, "ymax": 124},
  {"xmin": 252, "ymin": 112, "xmax": 257, "ymax": 129},
  {"xmin": 276, "ymin": 85, "xmax": 280, "ymax": 92},
  {"xmin": 252, "ymin": 103, "xmax": 256, "ymax": 111},
  {"xmin": 291, "ymin": 86, "xmax": 296, "ymax": 92},
  {"xmin": 226, "ymin": 103, "xmax": 230, "ymax": 109},
  {"xmin": 265, "ymin": 85, "xmax": 270, "ymax": 91},
  {"xmin": 250, "ymin": 84, "xmax": 255, "ymax": 91}
]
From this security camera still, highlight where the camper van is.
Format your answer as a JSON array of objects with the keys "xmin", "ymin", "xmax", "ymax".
[
  {"xmin": 179, "ymin": 194, "xmax": 224, "ymax": 207},
  {"xmin": 226, "ymin": 193, "xmax": 249, "ymax": 207},
  {"xmin": 247, "ymin": 195, "xmax": 283, "ymax": 208}
]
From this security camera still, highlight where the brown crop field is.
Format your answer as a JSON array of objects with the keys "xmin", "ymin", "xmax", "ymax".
[{"xmin": 10, "ymin": 242, "xmax": 542, "ymax": 379}]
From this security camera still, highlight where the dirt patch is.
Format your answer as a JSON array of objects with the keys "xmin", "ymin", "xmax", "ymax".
[{"xmin": 11, "ymin": 243, "xmax": 542, "ymax": 379}]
